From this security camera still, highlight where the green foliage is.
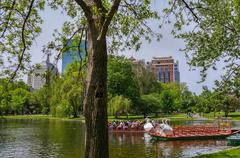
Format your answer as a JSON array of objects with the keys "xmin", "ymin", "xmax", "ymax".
[
  {"xmin": 191, "ymin": 86, "xmax": 240, "ymax": 117},
  {"xmin": 168, "ymin": 0, "xmax": 240, "ymax": 83},
  {"xmin": 132, "ymin": 61, "xmax": 162, "ymax": 95},
  {"xmin": 44, "ymin": 0, "xmax": 161, "ymax": 55},
  {"xmin": 108, "ymin": 95, "xmax": 131, "ymax": 117},
  {"xmin": 10, "ymin": 88, "xmax": 30, "ymax": 114},
  {"xmin": 160, "ymin": 90, "xmax": 174, "ymax": 114},
  {"xmin": 0, "ymin": 0, "xmax": 44, "ymax": 77},
  {"xmin": 49, "ymin": 61, "xmax": 85, "ymax": 117},
  {"xmin": 0, "ymin": 79, "xmax": 31, "ymax": 115},
  {"xmin": 180, "ymin": 90, "xmax": 197, "ymax": 113},
  {"xmin": 55, "ymin": 99, "xmax": 73, "ymax": 118},
  {"xmin": 138, "ymin": 93, "xmax": 161, "ymax": 115},
  {"xmin": 108, "ymin": 0, "xmax": 161, "ymax": 52},
  {"xmin": 107, "ymin": 56, "xmax": 140, "ymax": 105},
  {"xmin": 160, "ymin": 83, "xmax": 188, "ymax": 112}
]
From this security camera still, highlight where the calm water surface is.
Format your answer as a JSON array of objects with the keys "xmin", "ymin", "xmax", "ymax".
[{"xmin": 0, "ymin": 119, "xmax": 239, "ymax": 158}]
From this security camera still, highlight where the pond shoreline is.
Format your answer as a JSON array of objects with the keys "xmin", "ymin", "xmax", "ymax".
[
  {"xmin": 1, "ymin": 114, "xmax": 240, "ymax": 124},
  {"xmin": 193, "ymin": 146, "xmax": 240, "ymax": 158},
  {"xmin": 0, "ymin": 115, "xmax": 85, "ymax": 122},
  {"xmin": 0, "ymin": 114, "xmax": 198, "ymax": 122}
]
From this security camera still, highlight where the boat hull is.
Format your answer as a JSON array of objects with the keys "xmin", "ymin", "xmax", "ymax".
[{"xmin": 150, "ymin": 133, "xmax": 233, "ymax": 141}]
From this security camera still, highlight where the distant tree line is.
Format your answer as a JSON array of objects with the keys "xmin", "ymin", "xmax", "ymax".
[{"xmin": 0, "ymin": 55, "xmax": 239, "ymax": 117}]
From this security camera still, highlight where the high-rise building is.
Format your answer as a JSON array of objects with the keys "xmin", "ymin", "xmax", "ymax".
[
  {"xmin": 62, "ymin": 40, "xmax": 86, "ymax": 73},
  {"xmin": 27, "ymin": 55, "xmax": 58, "ymax": 90},
  {"xmin": 151, "ymin": 56, "xmax": 180, "ymax": 83}
]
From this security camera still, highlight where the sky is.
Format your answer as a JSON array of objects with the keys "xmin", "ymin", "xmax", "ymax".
[{"xmin": 29, "ymin": 1, "xmax": 223, "ymax": 94}]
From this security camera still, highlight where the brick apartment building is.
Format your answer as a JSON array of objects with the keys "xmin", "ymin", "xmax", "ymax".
[{"xmin": 151, "ymin": 56, "xmax": 180, "ymax": 83}]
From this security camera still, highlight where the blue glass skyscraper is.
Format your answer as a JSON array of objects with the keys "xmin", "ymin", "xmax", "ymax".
[{"xmin": 62, "ymin": 40, "xmax": 87, "ymax": 73}]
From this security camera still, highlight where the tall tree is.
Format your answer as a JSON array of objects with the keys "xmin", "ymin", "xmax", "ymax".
[{"xmin": 1, "ymin": 0, "xmax": 161, "ymax": 157}]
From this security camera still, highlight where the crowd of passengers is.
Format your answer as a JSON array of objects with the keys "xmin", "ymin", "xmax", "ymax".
[{"xmin": 108, "ymin": 120, "xmax": 158, "ymax": 130}]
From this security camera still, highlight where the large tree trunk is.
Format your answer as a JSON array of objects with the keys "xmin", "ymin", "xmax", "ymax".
[{"xmin": 83, "ymin": 28, "xmax": 108, "ymax": 158}]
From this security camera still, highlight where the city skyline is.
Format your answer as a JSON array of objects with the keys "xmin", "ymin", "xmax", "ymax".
[
  {"xmin": 27, "ymin": 55, "xmax": 58, "ymax": 90},
  {"xmin": 28, "ymin": 2, "xmax": 223, "ymax": 94}
]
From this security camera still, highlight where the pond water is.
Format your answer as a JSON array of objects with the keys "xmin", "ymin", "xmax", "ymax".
[{"xmin": 0, "ymin": 119, "xmax": 239, "ymax": 158}]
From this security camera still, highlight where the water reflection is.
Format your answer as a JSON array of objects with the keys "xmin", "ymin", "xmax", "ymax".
[
  {"xmin": 0, "ymin": 119, "xmax": 239, "ymax": 158},
  {"xmin": 0, "ymin": 119, "xmax": 85, "ymax": 158}
]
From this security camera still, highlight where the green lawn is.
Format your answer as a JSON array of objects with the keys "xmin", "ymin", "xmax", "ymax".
[
  {"xmin": 194, "ymin": 147, "xmax": 240, "ymax": 158},
  {"xmin": 2, "ymin": 112, "xmax": 240, "ymax": 122},
  {"xmin": 1, "ymin": 113, "xmax": 193, "ymax": 122},
  {"xmin": 108, "ymin": 113, "xmax": 193, "ymax": 121},
  {"xmin": 0, "ymin": 115, "xmax": 85, "ymax": 121},
  {"xmin": 203, "ymin": 112, "xmax": 240, "ymax": 121},
  {"xmin": 5, "ymin": 112, "xmax": 240, "ymax": 122}
]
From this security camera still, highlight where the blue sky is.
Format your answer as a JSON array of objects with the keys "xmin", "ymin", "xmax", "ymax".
[{"xmin": 29, "ymin": 1, "xmax": 223, "ymax": 94}]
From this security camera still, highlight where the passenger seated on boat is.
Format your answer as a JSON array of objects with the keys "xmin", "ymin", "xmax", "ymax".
[
  {"xmin": 116, "ymin": 122, "xmax": 123, "ymax": 130},
  {"xmin": 130, "ymin": 122, "xmax": 136, "ymax": 129},
  {"xmin": 123, "ymin": 122, "xmax": 128, "ymax": 130},
  {"xmin": 109, "ymin": 122, "xmax": 116, "ymax": 130},
  {"xmin": 127, "ymin": 121, "xmax": 132, "ymax": 127}
]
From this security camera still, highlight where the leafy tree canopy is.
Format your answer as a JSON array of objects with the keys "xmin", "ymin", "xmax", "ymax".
[
  {"xmin": 107, "ymin": 55, "xmax": 140, "ymax": 104},
  {"xmin": 167, "ymin": 0, "xmax": 240, "ymax": 85}
]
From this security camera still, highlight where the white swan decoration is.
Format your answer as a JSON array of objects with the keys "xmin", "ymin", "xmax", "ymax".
[
  {"xmin": 144, "ymin": 118, "xmax": 153, "ymax": 132},
  {"xmin": 159, "ymin": 119, "xmax": 173, "ymax": 136}
]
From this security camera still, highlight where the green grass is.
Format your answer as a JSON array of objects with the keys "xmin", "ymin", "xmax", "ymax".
[
  {"xmin": 194, "ymin": 147, "xmax": 240, "ymax": 158},
  {"xmin": 4, "ymin": 112, "xmax": 240, "ymax": 122},
  {"xmin": 0, "ymin": 113, "xmax": 193, "ymax": 122},
  {"xmin": 203, "ymin": 112, "xmax": 240, "ymax": 121},
  {"xmin": 0, "ymin": 114, "xmax": 85, "ymax": 121},
  {"xmin": 108, "ymin": 113, "xmax": 193, "ymax": 121}
]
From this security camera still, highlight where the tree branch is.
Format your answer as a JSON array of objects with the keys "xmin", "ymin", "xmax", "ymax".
[
  {"xmin": 181, "ymin": 0, "xmax": 199, "ymax": 23},
  {"xmin": 93, "ymin": 0, "xmax": 107, "ymax": 13},
  {"xmin": 0, "ymin": 0, "xmax": 16, "ymax": 39},
  {"xmin": 77, "ymin": 28, "xmax": 84, "ymax": 82},
  {"xmin": 74, "ymin": 0, "xmax": 95, "ymax": 30},
  {"xmin": 9, "ymin": 0, "xmax": 35, "ymax": 81},
  {"xmin": 98, "ymin": 0, "xmax": 121, "ymax": 40}
]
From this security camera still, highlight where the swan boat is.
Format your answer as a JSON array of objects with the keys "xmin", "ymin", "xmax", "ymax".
[{"xmin": 149, "ymin": 118, "xmax": 239, "ymax": 141}]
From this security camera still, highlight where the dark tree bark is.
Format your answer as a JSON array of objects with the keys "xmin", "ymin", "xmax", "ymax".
[
  {"xmin": 84, "ymin": 29, "xmax": 108, "ymax": 158},
  {"xmin": 74, "ymin": 1, "xmax": 121, "ymax": 158}
]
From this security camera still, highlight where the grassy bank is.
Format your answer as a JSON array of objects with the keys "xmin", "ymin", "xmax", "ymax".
[
  {"xmin": 0, "ymin": 115, "xmax": 85, "ymax": 121},
  {"xmin": 0, "ymin": 113, "xmax": 193, "ymax": 121},
  {"xmin": 194, "ymin": 147, "xmax": 240, "ymax": 158},
  {"xmin": 108, "ymin": 113, "xmax": 194, "ymax": 121},
  {"xmin": 203, "ymin": 112, "xmax": 240, "ymax": 121}
]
